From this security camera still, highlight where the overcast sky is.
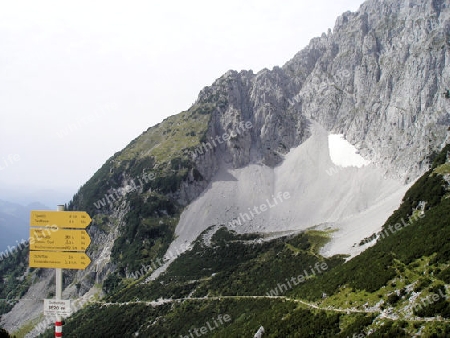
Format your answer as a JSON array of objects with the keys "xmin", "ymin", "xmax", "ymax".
[{"xmin": 0, "ymin": 0, "xmax": 365, "ymax": 205}]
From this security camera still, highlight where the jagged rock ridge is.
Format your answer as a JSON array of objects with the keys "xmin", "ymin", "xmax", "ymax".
[{"xmin": 195, "ymin": 0, "xmax": 449, "ymax": 183}]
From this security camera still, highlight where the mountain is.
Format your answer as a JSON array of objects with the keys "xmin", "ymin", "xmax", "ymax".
[
  {"xmin": 0, "ymin": 185, "xmax": 74, "ymax": 208},
  {"xmin": 1, "ymin": 0, "xmax": 450, "ymax": 336},
  {"xmin": 38, "ymin": 145, "xmax": 450, "ymax": 336},
  {"xmin": 0, "ymin": 200, "xmax": 49, "ymax": 252}
]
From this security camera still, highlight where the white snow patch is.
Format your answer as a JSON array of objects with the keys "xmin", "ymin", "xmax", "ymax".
[{"xmin": 328, "ymin": 134, "xmax": 370, "ymax": 168}]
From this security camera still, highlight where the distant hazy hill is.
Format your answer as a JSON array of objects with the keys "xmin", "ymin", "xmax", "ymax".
[
  {"xmin": 0, "ymin": 185, "xmax": 74, "ymax": 208},
  {"xmin": 0, "ymin": 200, "xmax": 49, "ymax": 252}
]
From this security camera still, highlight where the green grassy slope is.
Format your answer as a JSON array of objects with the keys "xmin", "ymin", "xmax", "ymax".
[{"xmin": 64, "ymin": 102, "xmax": 215, "ymax": 275}]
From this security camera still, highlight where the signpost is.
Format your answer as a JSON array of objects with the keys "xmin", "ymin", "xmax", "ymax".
[
  {"xmin": 29, "ymin": 206, "xmax": 92, "ymax": 338},
  {"xmin": 30, "ymin": 229, "xmax": 91, "ymax": 252},
  {"xmin": 29, "ymin": 251, "xmax": 91, "ymax": 269},
  {"xmin": 30, "ymin": 211, "xmax": 91, "ymax": 229}
]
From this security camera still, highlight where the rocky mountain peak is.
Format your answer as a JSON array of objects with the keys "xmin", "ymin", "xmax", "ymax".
[{"xmin": 190, "ymin": 0, "xmax": 450, "ymax": 183}]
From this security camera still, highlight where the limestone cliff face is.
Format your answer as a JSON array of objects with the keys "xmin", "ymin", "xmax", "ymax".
[
  {"xmin": 194, "ymin": 69, "xmax": 309, "ymax": 170},
  {"xmin": 193, "ymin": 0, "xmax": 449, "ymax": 183}
]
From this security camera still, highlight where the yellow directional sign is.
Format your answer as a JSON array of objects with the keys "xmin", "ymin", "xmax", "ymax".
[
  {"xmin": 29, "ymin": 251, "xmax": 91, "ymax": 269},
  {"xmin": 30, "ymin": 229, "xmax": 91, "ymax": 252},
  {"xmin": 30, "ymin": 211, "xmax": 91, "ymax": 229}
]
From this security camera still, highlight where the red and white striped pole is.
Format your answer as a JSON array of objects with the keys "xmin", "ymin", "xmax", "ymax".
[
  {"xmin": 55, "ymin": 320, "xmax": 63, "ymax": 338},
  {"xmin": 55, "ymin": 205, "xmax": 64, "ymax": 337}
]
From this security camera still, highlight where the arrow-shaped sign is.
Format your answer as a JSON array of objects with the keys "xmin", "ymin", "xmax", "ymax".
[
  {"xmin": 30, "ymin": 229, "xmax": 91, "ymax": 252},
  {"xmin": 29, "ymin": 251, "xmax": 91, "ymax": 270},
  {"xmin": 30, "ymin": 211, "xmax": 91, "ymax": 229}
]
